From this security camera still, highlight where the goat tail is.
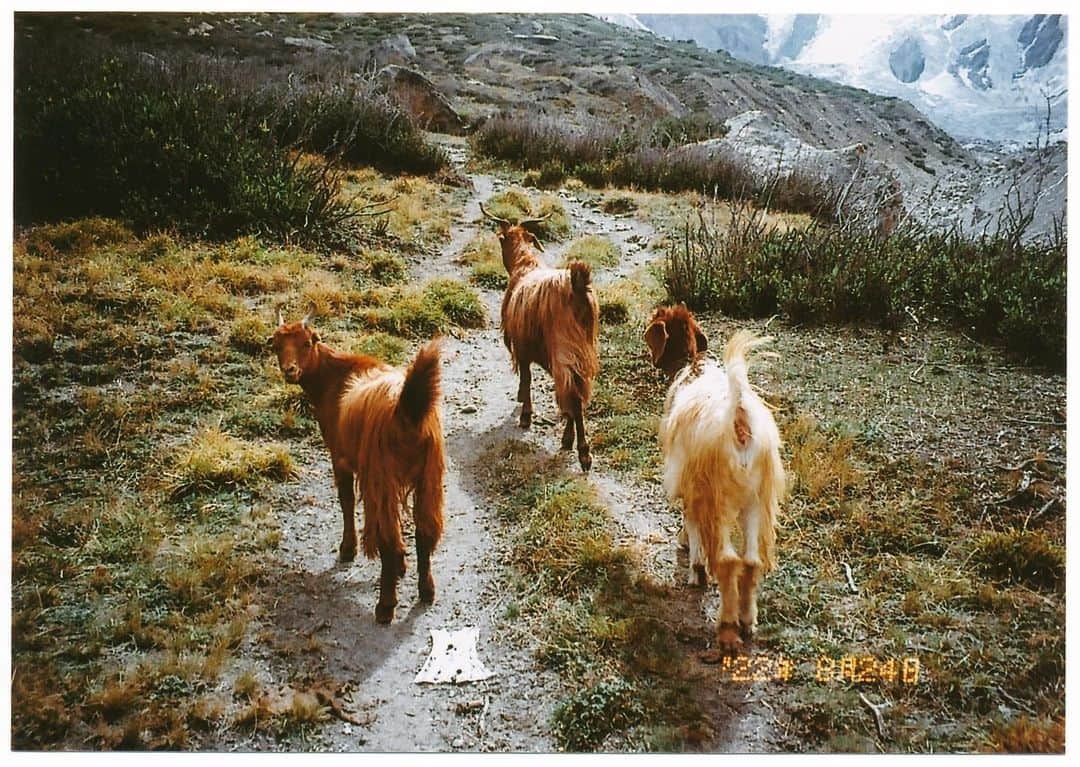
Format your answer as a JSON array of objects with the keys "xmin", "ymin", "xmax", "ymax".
[
  {"xmin": 723, "ymin": 330, "xmax": 773, "ymax": 408},
  {"xmin": 568, "ymin": 260, "xmax": 592, "ymax": 295},
  {"xmin": 567, "ymin": 260, "xmax": 600, "ymax": 346},
  {"xmin": 397, "ymin": 338, "xmax": 442, "ymax": 426}
]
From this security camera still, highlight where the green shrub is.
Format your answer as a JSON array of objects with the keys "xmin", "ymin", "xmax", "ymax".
[
  {"xmin": 552, "ymin": 675, "xmax": 645, "ymax": 752},
  {"xmin": 362, "ymin": 250, "xmax": 408, "ymax": 286},
  {"xmin": 274, "ymin": 80, "xmax": 448, "ymax": 175},
  {"xmin": 14, "ymin": 41, "xmax": 447, "ymax": 245},
  {"xmin": 663, "ymin": 202, "xmax": 1065, "ymax": 369}
]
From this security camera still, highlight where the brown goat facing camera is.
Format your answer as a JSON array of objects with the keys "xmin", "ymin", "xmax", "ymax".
[
  {"xmin": 270, "ymin": 309, "xmax": 445, "ymax": 625},
  {"xmin": 645, "ymin": 305, "xmax": 785, "ymax": 655},
  {"xmin": 481, "ymin": 203, "xmax": 600, "ymax": 471}
]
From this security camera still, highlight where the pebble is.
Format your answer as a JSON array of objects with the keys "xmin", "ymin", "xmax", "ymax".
[{"xmin": 452, "ymin": 738, "xmax": 465, "ymax": 748}]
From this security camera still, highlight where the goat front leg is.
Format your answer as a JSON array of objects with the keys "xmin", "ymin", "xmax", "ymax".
[
  {"xmin": 335, "ymin": 468, "xmax": 358, "ymax": 563},
  {"xmin": 518, "ymin": 364, "xmax": 533, "ymax": 428},
  {"xmin": 561, "ymin": 415, "xmax": 575, "ymax": 451},
  {"xmin": 572, "ymin": 397, "xmax": 591, "ymax": 472},
  {"xmin": 684, "ymin": 514, "xmax": 707, "ymax": 587}
]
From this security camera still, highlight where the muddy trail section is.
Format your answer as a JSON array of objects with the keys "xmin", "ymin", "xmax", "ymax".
[{"xmin": 222, "ymin": 137, "xmax": 777, "ymax": 753}]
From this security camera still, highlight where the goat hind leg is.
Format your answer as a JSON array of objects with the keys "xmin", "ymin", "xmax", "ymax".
[
  {"xmin": 737, "ymin": 505, "xmax": 766, "ymax": 639},
  {"xmin": 413, "ymin": 474, "xmax": 443, "ymax": 605},
  {"xmin": 714, "ymin": 556, "xmax": 744, "ymax": 654},
  {"xmin": 518, "ymin": 365, "xmax": 533, "ymax": 428},
  {"xmin": 374, "ymin": 512, "xmax": 406, "ymax": 625}
]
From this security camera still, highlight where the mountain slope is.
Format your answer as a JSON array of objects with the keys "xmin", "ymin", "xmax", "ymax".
[{"xmin": 613, "ymin": 13, "xmax": 1067, "ymax": 143}]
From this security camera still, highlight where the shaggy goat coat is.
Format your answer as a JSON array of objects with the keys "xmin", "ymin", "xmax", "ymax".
[
  {"xmin": 338, "ymin": 345, "xmax": 445, "ymax": 561},
  {"xmin": 272, "ymin": 315, "xmax": 444, "ymax": 624},
  {"xmin": 649, "ymin": 311, "xmax": 785, "ymax": 652},
  {"xmin": 502, "ymin": 260, "xmax": 599, "ymax": 414},
  {"xmin": 660, "ymin": 331, "xmax": 783, "ymax": 576},
  {"xmin": 494, "ymin": 222, "xmax": 600, "ymax": 470}
]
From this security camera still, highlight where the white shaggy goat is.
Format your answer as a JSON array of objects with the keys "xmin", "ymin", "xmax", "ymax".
[{"xmin": 644, "ymin": 305, "xmax": 785, "ymax": 654}]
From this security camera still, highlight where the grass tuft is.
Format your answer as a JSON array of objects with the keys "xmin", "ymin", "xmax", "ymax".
[
  {"xmin": 560, "ymin": 235, "xmax": 620, "ymax": 270},
  {"xmin": 169, "ymin": 428, "xmax": 294, "ymax": 497},
  {"xmin": 973, "ymin": 530, "xmax": 1064, "ymax": 590}
]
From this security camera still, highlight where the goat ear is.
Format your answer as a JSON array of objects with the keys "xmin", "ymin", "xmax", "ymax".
[
  {"xmin": 694, "ymin": 327, "xmax": 708, "ymax": 354},
  {"xmin": 644, "ymin": 321, "xmax": 669, "ymax": 365}
]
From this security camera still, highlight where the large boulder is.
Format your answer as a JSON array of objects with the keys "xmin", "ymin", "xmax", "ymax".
[
  {"xmin": 696, "ymin": 110, "xmax": 903, "ymax": 233},
  {"xmin": 375, "ymin": 65, "xmax": 466, "ymax": 135},
  {"xmin": 369, "ymin": 33, "xmax": 417, "ymax": 67}
]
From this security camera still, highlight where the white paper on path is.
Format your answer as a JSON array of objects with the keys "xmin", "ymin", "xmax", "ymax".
[{"xmin": 414, "ymin": 627, "xmax": 495, "ymax": 685}]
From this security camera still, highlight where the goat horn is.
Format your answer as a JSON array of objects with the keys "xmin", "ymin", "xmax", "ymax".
[
  {"xmin": 479, "ymin": 202, "xmax": 511, "ymax": 225},
  {"xmin": 301, "ymin": 303, "xmax": 316, "ymax": 328},
  {"xmin": 277, "ymin": 307, "xmax": 285, "ymax": 327},
  {"xmin": 518, "ymin": 211, "xmax": 553, "ymax": 227}
]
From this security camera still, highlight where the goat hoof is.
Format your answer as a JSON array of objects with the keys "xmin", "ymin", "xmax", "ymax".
[
  {"xmin": 419, "ymin": 578, "xmax": 436, "ymax": 604},
  {"xmin": 691, "ymin": 564, "xmax": 707, "ymax": 587},
  {"xmin": 339, "ymin": 545, "xmax": 357, "ymax": 563},
  {"xmin": 375, "ymin": 602, "xmax": 396, "ymax": 625},
  {"xmin": 738, "ymin": 620, "xmax": 757, "ymax": 642},
  {"xmin": 561, "ymin": 433, "xmax": 574, "ymax": 451},
  {"xmin": 578, "ymin": 451, "xmax": 592, "ymax": 472},
  {"xmin": 715, "ymin": 624, "xmax": 744, "ymax": 656},
  {"xmin": 519, "ymin": 412, "xmax": 532, "ymax": 429}
]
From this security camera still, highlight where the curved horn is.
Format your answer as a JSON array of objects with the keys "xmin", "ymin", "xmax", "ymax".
[
  {"xmin": 518, "ymin": 211, "xmax": 553, "ymax": 228},
  {"xmin": 479, "ymin": 202, "xmax": 511, "ymax": 226},
  {"xmin": 300, "ymin": 303, "xmax": 316, "ymax": 328},
  {"xmin": 277, "ymin": 306, "xmax": 285, "ymax": 327}
]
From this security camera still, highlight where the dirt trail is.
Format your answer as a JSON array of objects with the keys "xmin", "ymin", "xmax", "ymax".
[{"xmin": 242, "ymin": 136, "xmax": 777, "ymax": 752}]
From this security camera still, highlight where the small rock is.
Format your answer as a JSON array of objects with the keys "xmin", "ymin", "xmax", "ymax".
[
  {"xmin": 452, "ymin": 737, "xmax": 465, "ymax": 748},
  {"xmin": 460, "ymin": 405, "xmax": 477, "ymax": 414}
]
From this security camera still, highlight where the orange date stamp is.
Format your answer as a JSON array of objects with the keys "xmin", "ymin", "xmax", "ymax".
[{"xmin": 718, "ymin": 654, "xmax": 922, "ymax": 684}]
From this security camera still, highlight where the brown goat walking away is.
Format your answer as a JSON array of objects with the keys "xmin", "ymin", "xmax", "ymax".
[
  {"xmin": 645, "ymin": 305, "xmax": 785, "ymax": 655},
  {"xmin": 270, "ymin": 309, "xmax": 445, "ymax": 624},
  {"xmin": 481, "ymin": 203, "xmax": 600, "ymax": 471}
]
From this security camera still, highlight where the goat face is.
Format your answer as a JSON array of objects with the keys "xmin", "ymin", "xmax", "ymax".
[
  {"xmin": 270, "ymin": 314, "xmax": 321, "ymax": 384},
  {"xmin": 643, "ymin": 304, "xmax": 708, "ymax": 377}
]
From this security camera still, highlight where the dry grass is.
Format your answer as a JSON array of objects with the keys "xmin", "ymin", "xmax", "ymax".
[
  {"xmin": 168, "ymin": 427, "xmax": 294, "ymax": 497},
  {"xmin": 343, "ymin": 168, "xmax": 459, "ymax": 246},
  {"xmin": 559, "ymin": 234, "xmax": 620, "ymax": 270}
]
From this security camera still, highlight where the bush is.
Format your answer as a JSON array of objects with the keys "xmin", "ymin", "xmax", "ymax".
[
  {"xmin": 471, "ymin": 113, "xmax": 839, "ymax": 219},
  {"xmin": 663, "ymin": 201, "xmax": 1066, "ymax": 369},
  {"xmin": 273, "ymin": 78, "xmax": 448, "ymax": 175},
  {"xmin": 560, "ymin": 235, "xmax": 620, "ymax": 270},
  {"xmin": 14, "ymin": 41, "xmax": 447, "ymax": 246}
]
